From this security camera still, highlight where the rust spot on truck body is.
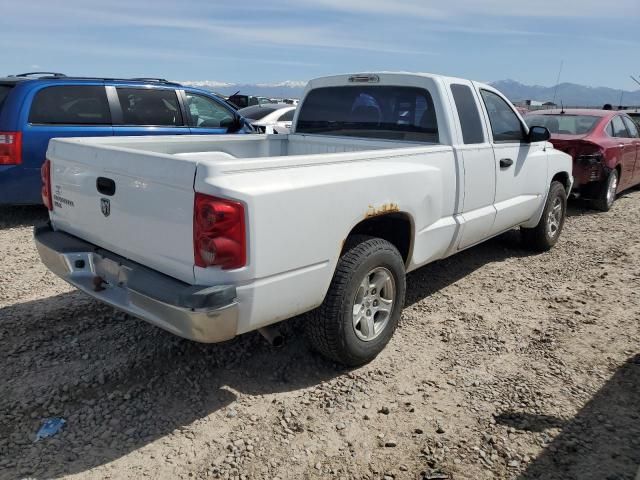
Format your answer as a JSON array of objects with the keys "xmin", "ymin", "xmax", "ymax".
[{"xmin": 366, "ymin": 203, "xmax": 400, "ymax": 218}]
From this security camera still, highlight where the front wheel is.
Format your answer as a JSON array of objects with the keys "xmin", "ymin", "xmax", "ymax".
[
  {"xmin": 306, "ymin": 235, "xmax": 406, "ymax": 366},
  {"xmin": 521, "ymin": 181, "xmax": 567, "ymax": 252}
]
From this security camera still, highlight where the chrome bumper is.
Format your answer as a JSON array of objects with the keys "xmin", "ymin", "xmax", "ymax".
[{"xmin": 34, "ymin": 225, "xmax": 238, "ymax": 343}]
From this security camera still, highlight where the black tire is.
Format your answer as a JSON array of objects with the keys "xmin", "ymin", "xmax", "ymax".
[
  {"xmin": 521, "ymin": 181, "xmax": 567, "ymax": 252},
  {"xmin": 591, "ymin": 169, "xmax": 618, "ymax": 212},
  {"xmin": 306, "ymin": 235, "xmax": 406, "ymax": 366}
]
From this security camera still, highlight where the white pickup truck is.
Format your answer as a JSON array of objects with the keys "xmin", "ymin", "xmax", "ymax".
[{"xmin": 35, "ymin": 72, "xmax": 572, "ymax": 366}]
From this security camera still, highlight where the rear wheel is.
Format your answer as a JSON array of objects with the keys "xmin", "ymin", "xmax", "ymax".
[
  {"xmin": 521, "ymin": 181, "xmax": 567, "ymax": 252},
  {"xmin": 592, "ymin": 169, "xmax": 618, "ymax": 212},
  {"xmin": 306, "ymin": 235, "xmax": 406, "ymax": 366}
]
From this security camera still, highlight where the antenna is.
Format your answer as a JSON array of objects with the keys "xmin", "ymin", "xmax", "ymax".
[
  {"xmin": 631, "ymin": 75, "xmax": 640, "ymax": 87},
  {"xmin": 552, "ymin": 60, "xmax": 564, "ymax": 105}
]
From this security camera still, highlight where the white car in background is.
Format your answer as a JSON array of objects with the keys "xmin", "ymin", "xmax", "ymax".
[{"xmin": 238, "ymin": 104, "xmax": 296, "ymax": 134}]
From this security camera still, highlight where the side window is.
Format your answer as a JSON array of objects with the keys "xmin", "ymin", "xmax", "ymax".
[
  {"xmin": 29, "ymin": 86, "xmax": 111, "ymax": 125},
  {"xmin": 116, "ymin": 88, "xmax": 183, "ymax": 126},
  {"xmin": 480, "ymin": 90, "xmax": 524, "ymax": 142},
  {"xmin": 278, "ymin": 110, "xmax": 295, "ymax": 122},
  {"xmin": 450, "ymin": 84, "xmax": 485, "ymax": 144},
  {"xmin": 185, "ymin": 93, "xmax": 233, "ymax": 128},
  {"xmin": 610, "ymin": 116, "xmax": 630, "ymax": 138},
  {"xmin": 622, "ymin": 116, "xmax": 639, "ymax": 138}
]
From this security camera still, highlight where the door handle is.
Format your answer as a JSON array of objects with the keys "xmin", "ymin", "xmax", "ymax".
[
  {"xmin": 499, "ymin": 158, "xmax": 514, "ymax": 168},
  {"xmin": 96, "ymin": 177, "xmax": 116, "ymax": 196}
]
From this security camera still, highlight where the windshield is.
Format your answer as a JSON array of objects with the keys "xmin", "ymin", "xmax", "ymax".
[
  {"xmin": 0, "ymin": 85, "xmax": 13, "ymax": 109},
  {"xmin": 238, "ymin": 105, "xmax": 279, "ymax": 121},
  {"xmin": 296, "ymin": 86, "xmax": 439, "ymax": 143},
  {"xmin": 525, "ymin": 114, "xmax": 600, "ymax": 135}
]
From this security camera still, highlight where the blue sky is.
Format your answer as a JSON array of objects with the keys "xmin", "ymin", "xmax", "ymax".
[{"xmin": 3, "ymin": 0, "xmax": 639, "ymax": 90}]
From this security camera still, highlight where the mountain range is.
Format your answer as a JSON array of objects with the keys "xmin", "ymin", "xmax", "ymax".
[
  {"xmin": 180, "ymin": 79, "xmax": 640, "ymax": 107},
  {"xmin": 491, "ymin": 79, "xmax": 640, "ymax": 107}
]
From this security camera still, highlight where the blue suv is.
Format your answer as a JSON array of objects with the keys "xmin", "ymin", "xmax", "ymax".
[{"xmin": 0, "ymin": 73, "xmax": 250, "ymax": 205}]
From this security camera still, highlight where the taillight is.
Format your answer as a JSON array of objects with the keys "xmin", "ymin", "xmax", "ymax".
[
  {"xmin": 41, "ymin": 159, "xmax": 53, "ymax": 210},
  {"xmin": 0, "ymin": 131, "xmax": 22, "ymax": 165},
  {"xmin": 193, "ymin": 193, "xmax": 246, "ymax": 269}
]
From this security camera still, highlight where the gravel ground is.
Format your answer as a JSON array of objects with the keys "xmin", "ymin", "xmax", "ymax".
[{"xmin": 1, "ymin": 192, "xmax": 639, "ymax": 480}]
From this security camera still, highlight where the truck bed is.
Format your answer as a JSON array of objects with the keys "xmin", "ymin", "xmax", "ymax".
[
  {"xmin": 57, "ymin": 133, "xmax": 430, "ymax": 160},
  {"xmin": 46, "ymin": 133, "xmax": 452, "ymax": 287}
]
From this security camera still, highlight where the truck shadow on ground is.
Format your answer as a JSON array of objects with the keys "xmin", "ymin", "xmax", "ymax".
[
  {"xmin": 405, "ymin": 229, "xmax": 536, "ymax": 308},
  {"xmin": 497, "ymin": 354, "xmax": 640, "ymax": 480},
  {"xmin": 0, "ymin": 206, "xmax": 48, "ymax": 231}
]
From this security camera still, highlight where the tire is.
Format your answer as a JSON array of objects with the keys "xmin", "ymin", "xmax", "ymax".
[
  {"xmin": 306, "ymin": 235, "xmax": 406, "ymax": 366},
  {"xmin": 592, "ymin": 169, "xmax": 619, "ymax": 212},
  {"xmin": 521, "ymin": 181, "xmax": 567, "ymax": 252}
]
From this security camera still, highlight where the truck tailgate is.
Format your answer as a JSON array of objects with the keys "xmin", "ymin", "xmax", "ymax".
[{"xmin": 46, "ymin": 138, "xmax": 197, "ymax": 284}]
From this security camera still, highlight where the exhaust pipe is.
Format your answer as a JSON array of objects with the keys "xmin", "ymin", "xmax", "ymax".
[{"xmin": 258, "ymin": 326, "xmax": 284, "ymax": 348}]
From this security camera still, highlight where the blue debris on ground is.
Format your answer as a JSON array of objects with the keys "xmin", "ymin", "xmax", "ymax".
[{"xmin": 35, "ymin": 418, "xmax": 66, "ymax": 441}]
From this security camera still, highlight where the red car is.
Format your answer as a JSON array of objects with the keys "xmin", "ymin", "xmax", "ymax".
[{"xmin": 525, "ymin": 109, "xmax": 640, "ymax": 210}]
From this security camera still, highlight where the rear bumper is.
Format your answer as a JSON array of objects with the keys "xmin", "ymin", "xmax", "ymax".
[
  {"xmin": 572, "ymin": 158, "xmax": 604, "ymax": 190},
  {"xmin": 34, "ymin": 224, "xmax": 239, "ymax": 343}
]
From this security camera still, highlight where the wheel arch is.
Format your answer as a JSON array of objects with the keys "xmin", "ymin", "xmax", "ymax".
[
  {"xmin": 551, "ymin": 171, "xmax": 572, "ymax": 194},
  {"xmin": 344, "ymin": 212, "xmax": 415, "ymax": 267}
]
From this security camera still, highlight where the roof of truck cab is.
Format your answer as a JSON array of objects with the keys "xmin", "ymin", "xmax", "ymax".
[{"xmin": 304, "ymin": 72, "xmax": 494, "ymax": 91}]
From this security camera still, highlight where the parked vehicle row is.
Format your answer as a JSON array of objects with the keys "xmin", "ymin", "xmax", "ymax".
[
  {"xmin": 0, "ymin": 73, "xmax": 252, "ymax": 205},
  {"xmin": 525, "ymin": 109, "xmax": 640, "ymax": 211},
  {"xmin": 34, "ymin": 72, "xmax": 572, "ymax": 366}
]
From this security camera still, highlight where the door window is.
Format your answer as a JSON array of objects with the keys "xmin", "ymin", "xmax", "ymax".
[
  {"xmin": 610, "ymin": 116, "xmax": 630, "ymax": 138},
  {"xmin": 480, "ymin": 90, "xmax": 524, "ymax": 142},
  {"xmin": 29, "ymin": 86, "xmax": 111, "ymax": 125},
  {"xmin": 115, "ymin": 88, "xmax": 183, "ymax": 126},
  {"xmin": 185, "ymin": 93, "xmax": 234, "ymax": 128},
  {"xmin": 450, "ymin": 84, "xmax": 485, "ymax": 144},
  {"xmin": 622, "ymin": 116, "xmax": 639, "ymax": 138}
]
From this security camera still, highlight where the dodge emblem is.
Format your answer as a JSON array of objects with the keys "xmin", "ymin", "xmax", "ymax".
[{"xmin": 100, "ymin": 198, "xmax": 111, "ymax": 217}]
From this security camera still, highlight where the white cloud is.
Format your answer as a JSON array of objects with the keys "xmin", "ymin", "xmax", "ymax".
[{"xmin": 290, "ymin": 0, "xmax": 639, "ymax": 19}]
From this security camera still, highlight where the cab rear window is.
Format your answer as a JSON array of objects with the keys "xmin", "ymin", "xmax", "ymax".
[
  {"xmin": 29, "ymin": 86, "xmax": 111, "ymax": 125},
  {"xmin": 296, "ymin": 86, "xmax": 439, "ymax": 143}
]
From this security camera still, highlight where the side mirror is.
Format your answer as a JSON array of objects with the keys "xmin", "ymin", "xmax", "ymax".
[
  {"xmin": 221, "ymin": 116, "xmax": 246, "ymax": 133},
  {"xmin": 528, "ymin": 125, "xmax": 551, "ymax": 143}
]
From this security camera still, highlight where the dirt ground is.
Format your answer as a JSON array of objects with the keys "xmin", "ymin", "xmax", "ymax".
[{"xmin": 1, "ymin": 191, "xmax": 639, "ymax": 480}]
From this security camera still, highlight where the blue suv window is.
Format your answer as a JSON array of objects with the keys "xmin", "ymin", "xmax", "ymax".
[
  {"xmin": 185, "ymin": 92, "xmax": 233, "ymax": 128},
  {"xmin": 29, "ymin": 86, "xmax": 111, "ymax": 125},
  {"xmin": 0, "ymin": 85, "xmax": 13, "ymax": 108},
  {"xmin": 116, "ymin": 88, "xmax": 183, "ymax": 126}
]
